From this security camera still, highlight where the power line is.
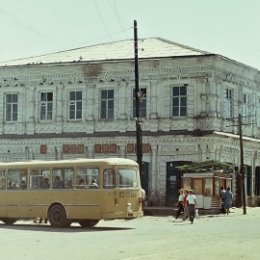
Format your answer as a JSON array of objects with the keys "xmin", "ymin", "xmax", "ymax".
[
  {"xmin": 93, "ymin": 0, "xmax": 113, "ymax": 41},
  {"xmin": 112, "ymin": 0, "xmax": 129, "ymax": 39}
]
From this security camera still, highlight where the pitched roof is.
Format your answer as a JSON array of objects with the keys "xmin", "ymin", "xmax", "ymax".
[{"xmin": 0, "ymin": 37, "xmax": 211, "ymax": 66}]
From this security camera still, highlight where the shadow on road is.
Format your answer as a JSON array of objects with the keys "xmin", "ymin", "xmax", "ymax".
[{"xmin": 0, "ymin": 223, "xmax": 133, "ymax": 233}]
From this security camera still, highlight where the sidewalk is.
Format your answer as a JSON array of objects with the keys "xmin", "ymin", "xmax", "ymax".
[{"xmin": 144, "ymin": 206, "xmax": 222, "ymax": 216}]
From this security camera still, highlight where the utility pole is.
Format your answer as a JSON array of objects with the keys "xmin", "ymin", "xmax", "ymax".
[
  {"xmin": 134, "ymin": 20, "xmax": 143, "ymax": 175},
  {"xmin": 238, "ymin": 113, "xmax": 247, "ymax": 215}
]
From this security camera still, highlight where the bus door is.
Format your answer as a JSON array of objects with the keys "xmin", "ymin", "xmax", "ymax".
[
  {"xmin": 6, "ymin": 169, "xmax": 28, "ymax": 218},
  {"xmin": 75, "ymin": 167, "xmax": 100, "ymax": 219},
  {"xmin": 102, "ymin": 168, "xmax": 119, "ymax": 216},
  {"xmin": 27, "ymin": 169, "xmax": 52, "ymax": 218},
  {"xmin": 0, "ymin": 170, "xmax": 7, "ymax": 216}
]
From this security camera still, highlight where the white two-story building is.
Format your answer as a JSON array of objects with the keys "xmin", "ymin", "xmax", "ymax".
[{"xmin": 0, "ymin": 38, "xmax": 260, "ymax": 206}]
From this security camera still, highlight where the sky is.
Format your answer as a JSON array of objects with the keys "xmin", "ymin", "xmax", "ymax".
[{"xmin": 0, "ymin": 0, "xmax": 260, "ymax": 69}]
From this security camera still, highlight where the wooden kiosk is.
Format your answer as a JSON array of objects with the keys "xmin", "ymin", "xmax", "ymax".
[{"xmin": 179, "ymin": 161, "xmax": 233, "ymax": 209}]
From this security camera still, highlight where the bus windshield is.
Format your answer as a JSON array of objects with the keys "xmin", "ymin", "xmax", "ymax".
[{"xmin": 118, "ymin": 168, "xmax": 139, "ymax": 188}]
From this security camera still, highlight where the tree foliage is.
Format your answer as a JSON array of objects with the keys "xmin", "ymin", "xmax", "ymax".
[{"xmin": 175, "ymin": 160, "xmax": 233, "ymax": 173}]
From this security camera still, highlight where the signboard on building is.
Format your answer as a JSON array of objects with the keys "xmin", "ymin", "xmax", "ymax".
[
  {"xmin": 126, "ymin": 143, "xmax": 151, "ymax": 153},
  {"xmin": 63, "ymin": 144, "xmax": 85, "ymax": 154},
  {"xmin": 94, "ymin": 144, "xmax": 117, "ymax": 153},
  {"xmin": 40, "ymin": 144, "xmax": 47, "ymax": 154}
]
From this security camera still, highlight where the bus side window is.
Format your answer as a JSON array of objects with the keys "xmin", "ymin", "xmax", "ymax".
[
  {"xmin": 52, "ymin": 168, "xmax": 73, "ymax": 189},
  {"xmin": 30, "ymin": 169, "xmax": 50, "ymax": 189},
  {"xmin": 7, "ymin": 169, "xmax": 27, "ymax": 190},
  {"xmin": 103, "ymin": 168, "xmax": 115, "ymax": 189},
  {"xmin": 76, "ymin": 168, "xmax": 99, "ymax": 189},
  {"xmin": 30, "ymin": 172, "xmax": 41, "ymax": 189}
]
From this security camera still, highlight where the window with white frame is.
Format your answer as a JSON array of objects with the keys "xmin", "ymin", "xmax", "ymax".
[
  {"xmin": 100, "ymin": 89, "xmax": 114, "ymax": 119},
  {"xmin": 225, "ymin": 89, "xmax": 233, "ymax": 119},
  {"xmin": 6, "ymin": 93, "xmax": 18, "ymax": 122},
  {"xmin": 69, "ymin": 91, "xmax": 82, "ymax": 120},
  {"xmin": 242, "ymin": 94, "xmax": 250, "ymax": 124},
  {"xmin": 133, "ymin": 88, "xmax": 146, "ymax": 118},
  {"xmin": 172, "ymin": 85, "xmax": 187, "ymax": 117},
  {"xmin": 40, "ymin": 92, "xmax": 53, "ymax": 120}
]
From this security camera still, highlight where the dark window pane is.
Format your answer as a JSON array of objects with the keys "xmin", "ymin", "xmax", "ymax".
[
  {"xmin": 108, "ymin": 109, "xmax": 114, "ymax": 119},
  {"xmin": 76, "ymin": 91, "xmax": 82, "ymax": 100},
  {"xmin": 101, "ymin": 90, "xmax": 107, "ymax": 99},
  {"xmin": 172, "ymin": 107, "xmax": 179, "ymax": 116},
  {"xmin": 6, "ymin": 95, "xmax": 12, "ymax": 103},
  {"xmin": 41, "ymin": 93, "xmax": 46, "ymax": 101},
  {"xmin": 13, "ymin": 112, "xmax": 18, "ymax": 121},
  {"xmin": 173, "ymin": 87, "xmax": 180, "ymax": 96},
  {"xmin": 76, "ymin": 110, "xmax": 82, "ymax": 119},
  {"xmin": 180, "ymin": 97, "xmax": 187, "ymax": 106},
  {"xmin": 77, "ymin": 102, "xmax": 82, "ymax": 110},
  {"xmin": 101, "ymin": 109, "xmax": 106, "ymax": 119},
  {"xmin": 180, "ymin": 86, "xmax": 187, "ymax": 95},
  {"xmin": 69, "ymin": 110, "xmax": 74, "ymax": 119},
  {"xmin": 47, "ymin": 103, "xmax": 52, "ymax": 111},
  {"xmin": 70, "ymin": 92, "xmax": 75, "ymax": 100},
  {"xmin": 108, "ymin": 100, "xmax": 114, "ymax": 109},
  {"xmin": 108, "ymin": 90, "xmax": 114, "ymax": 99},
  {"xmin": 47, "ymin": 92, "xmax": 53, "ymax": 101},
  {"xmin": 172, "ymin": 98, "xmax": 179, "ymax": 106},
  {"xmin": 13, "ymin": 94, "xmax": 18, "ymax": 103},
  {"xmin": 101, "ymin": 100, "xmax": 106, "ymax": 110},
  {"xmin": 180, "ymin": 107, "xmax": 187, "ymax": 116}
]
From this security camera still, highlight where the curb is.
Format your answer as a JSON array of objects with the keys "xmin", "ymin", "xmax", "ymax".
[{"xmin": 144, "ymin": 207, "xmax": 222, "ymax": 216}]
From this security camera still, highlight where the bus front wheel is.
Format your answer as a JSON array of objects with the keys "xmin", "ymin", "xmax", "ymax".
[
  {"xmin": 1, "ymin": 218, "xmax": 17, "ymax": 225},
  {"xmin": 48, "ymin": 204, "xmax": 69, "ymax": 228},
  {"xmin": 79, "ymin": 220, "xmax": 99, "ymax": 228}
]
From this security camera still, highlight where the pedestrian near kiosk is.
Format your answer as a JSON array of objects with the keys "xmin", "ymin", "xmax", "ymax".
[
  {"xmin": 187, "ymin": 190, "xmax": 196, "ymax": 224},
  {"xmin": 219, "ymin": 186, "xmax": 226, "ymax": 213},
  {"xmin": 183, "ymin": 189, "xmax": 189, "ymax": 221},
  {"xmin": 223, "ymin": 187, "xmax": 233, "ymax": 215},
  {"xmin": 175, "ymin": 189, "xmax": 184, "ymax": 220}
]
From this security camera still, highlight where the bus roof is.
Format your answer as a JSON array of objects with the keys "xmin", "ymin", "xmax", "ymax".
[{"xmin": 0, "ymin": 158, "xmax": 139, "ymax": 168}]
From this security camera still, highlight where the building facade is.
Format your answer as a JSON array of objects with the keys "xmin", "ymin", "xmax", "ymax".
[{"xmin": 0, "ymin": 38, "xmax": 260, "ymax": 206}]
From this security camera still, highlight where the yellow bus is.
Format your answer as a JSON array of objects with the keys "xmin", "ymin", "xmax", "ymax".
[{"xmin": 0, "ymin": 158, "xmax": 144, "ymax": 227}]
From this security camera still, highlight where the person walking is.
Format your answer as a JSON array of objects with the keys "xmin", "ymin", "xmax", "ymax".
[
  {"xmin": 223, "ymin": 187, "xmax": 233, "ymax": 215},
  {"xmin": 187, "ymin": 190, "xmax": 196, "ymax": 224},
  {"xmin": 175, "ymin": 189, "xmax": 184, "ymax": 220},
  {"xmin": 219, "ymin": 186, "xmax": 226, "ymax": 213},
  {"xmin": 183, "ymin": 190, "xmax": 189, "ymax": 221}
]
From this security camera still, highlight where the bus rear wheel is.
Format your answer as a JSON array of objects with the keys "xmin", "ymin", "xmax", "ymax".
[
  {"xmin": 1, "ymin": 218, "xmax": 17, "ymax": 225},
  {"xmin": 48, "ymin": 204, "xmax": 69, "ymax": 228},
  {"xmin": 79, "ymin": 220, "xmax": 99, "ymax": 228}
]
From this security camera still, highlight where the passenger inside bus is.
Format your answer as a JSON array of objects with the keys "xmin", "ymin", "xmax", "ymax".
[
  {"xmin": 40, "ymin": 178, "xmax": 50, "ymax": 189},
  {"xmin": 20, "ymin": 180, "xmax": 27, "ymax": 189},
  {"xmin": 53, "ymin": 176, "xmax": 64, "ymax": 189},
  {"xmin": 8, "ymin": 180, "xmax": 17, "ymax": 189},
  {"xmin": 91, "ymin": 179, "xmax": 99, "ymax": 188},
  {"xmin": 78, "ymin": 178, "xmax": 87, "ymax": 188}
]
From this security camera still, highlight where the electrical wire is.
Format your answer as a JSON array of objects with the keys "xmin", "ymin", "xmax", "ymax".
[
  {"xmin": 93, "ymin": 0, "xmax": 113, "ymax": 41},
  {"xmin": 112, "ymin": 0, "xmax": 130, "ymax": 39}
]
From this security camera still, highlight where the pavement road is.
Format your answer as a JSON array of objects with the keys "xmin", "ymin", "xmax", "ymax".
[{"xmin": 0, "ymin": 207, "xmax": 259, "ymax": 260}]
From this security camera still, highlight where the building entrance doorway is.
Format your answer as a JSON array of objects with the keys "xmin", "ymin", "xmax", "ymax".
[
  {"xmin": 140, "ymin": 162, "xmax": 149, "ymax": 196},
  {"xmin": 166, "ymin": 161, "xmax": 188, "ymax": 206}
]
